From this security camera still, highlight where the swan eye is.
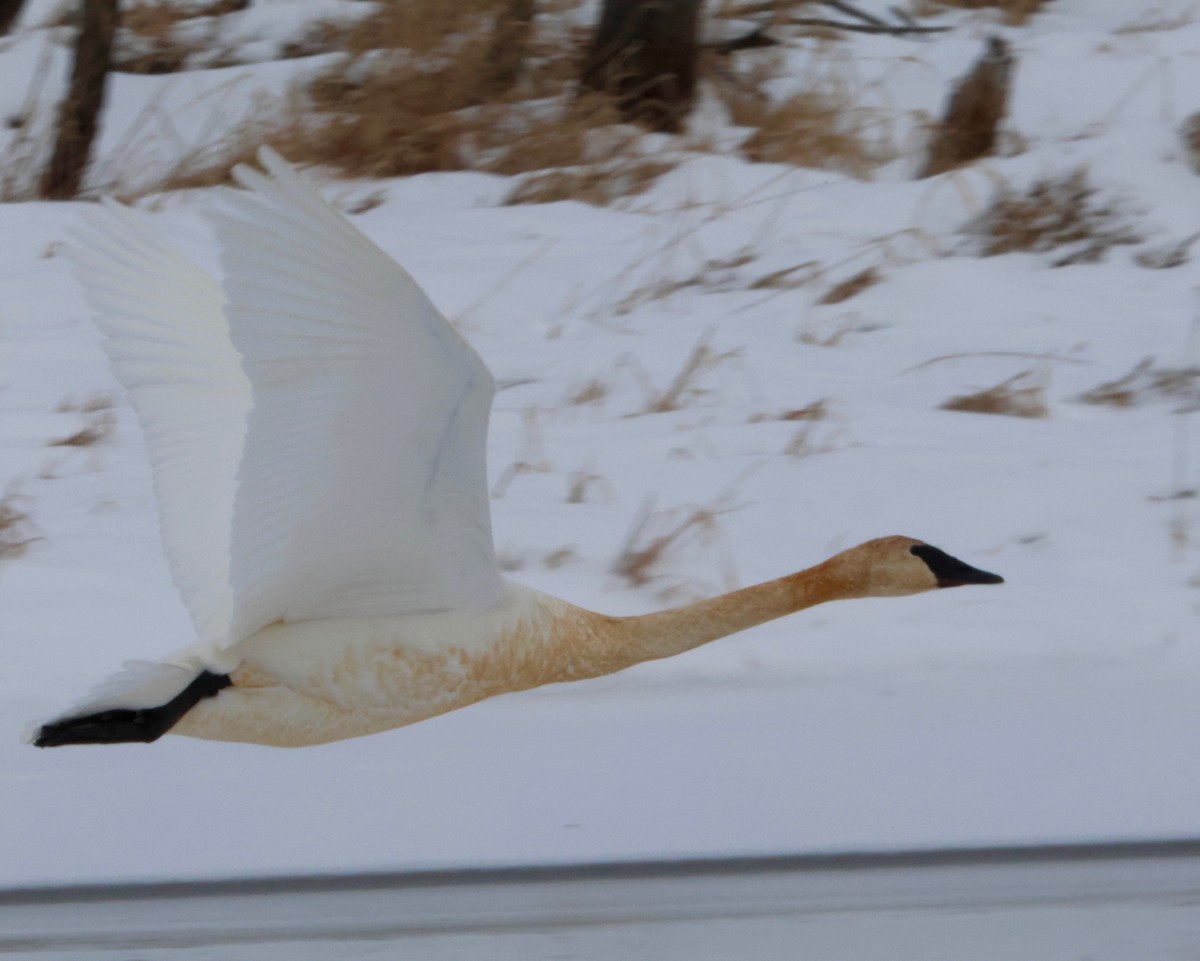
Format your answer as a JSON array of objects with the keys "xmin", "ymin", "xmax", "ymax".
[{"xmin": 909, "ymin": 544, "xmax": 1004, "ymax": 588}]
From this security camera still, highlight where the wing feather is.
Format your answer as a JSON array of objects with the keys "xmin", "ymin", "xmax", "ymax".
[
  {"xmin": 67, "ymin": 202, "xmax": 247, "ymax": 647},
  {"xmin": 215, "ymin": 148, "xmax": 503, "ymax": 639}
]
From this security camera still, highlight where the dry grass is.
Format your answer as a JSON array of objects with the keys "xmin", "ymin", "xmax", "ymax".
[
  {"xmin": 747, "ymin": 398, "xmax": 829, "ymax": 423},
  {"xmin": 150, "ymin": 1, "xmax": 683, "ymax": 206},
  {"xmin": 0, "ymin": 487, "xmax": 38, "ymax": 559},
  {"xmin": 542, "ymin": 546, "xmax": 577, "ymax": 569},
  {"xmin": 1078, "ymin": 358, "xmax": 1200, "ymax": 411},
  {"xmin": 921, "ymin": 36, "xmax": 1012, "ymax": 178},
  {"xmin": 251, "ymin": 0, "xmax": 571, "ymax": 179},
  {"xmin": 506, "ymin": 156, "xmax": 674, "ymax": 207},
  {"xmin": 941, "ymin": 370, "xmax": 1048, "ymax": 418},
  {"xmin": 111, "ymin": 0, "xmax": 249, "ymax": 74},
  {"xmin": 491, "ymin": 102, "xmax": 679, "ymax": 208},
  {"xmin": 733, "ymin": 87, "xmax": 880, "ymax": 176},
  {"xmin": 49, "ymin": 406, "xmax": 116, "ymax": 448},
  {"xmin": 715, "ymin": 41, "xmax": 893, "ymax": 177},
  {"xmin": 1180, "ymin": 112, "xmax": 1200, "ymax": 176},
  {"xmin": 967, "ymin": 168, "xmax": 1142, "ymax": 266},
  {"xmin": 611, "ymin": 493, "xmax": 738, "ymax": 591},
  {"xmin": 124, "ymin": 0, "xmax": 889, "ymax": 201},
  {"xmin": 610, "ymin": 252, "xmax": 757, "ymax": 317},
  {"xmin": 566, "ymin": 461, "xmax": 614, "ymax": 504},
  {"xmin": 565, "ymin": 378, "xmax": 610, "ymax": 407},
  {"xmin": 816, "ymin": 267, "xmax": 879, "ymax": 305},
  {"xmin": 797, "ymin": 314, "xmax": 885, "ymax": 347},
  {"xmin": 913, "ymin": 0, "xmax": 1050, "ymax": 26},
  {"xmin": 781, "ymin": 423, "xmax": 843, "ymax": 459},
  {"xmin": 1135, "ymin": 231, "xmax": 1200, "ymax": 270},
  {"xmin": 749, "ymin": 260, "xmax": 820, "ymax": 291},
  {"xmin": 641, "ymin": 333, "xmax": 742, "ymax": 415}
]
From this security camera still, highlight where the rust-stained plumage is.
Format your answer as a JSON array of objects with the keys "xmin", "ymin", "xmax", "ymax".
[{"xmin": 172, "ymin": 536, "xmax": 1001, "ymax": 747}]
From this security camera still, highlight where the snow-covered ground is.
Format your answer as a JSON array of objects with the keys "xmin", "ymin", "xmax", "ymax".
[{"xmin": 5, "ymin": 0, "xmax": 1200, "ymax": 887}]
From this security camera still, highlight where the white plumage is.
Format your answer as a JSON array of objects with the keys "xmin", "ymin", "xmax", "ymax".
[
  {"xmin": 85, "ymin": 150, "xmax": 501, "ymax": 648},
  {"xmin": 32, "ymin": 148, "xmax": 508, "ymax": 742},
  {"xmin": 29, "ymin": 149, "xmax": 1002, "ymax": 749}
]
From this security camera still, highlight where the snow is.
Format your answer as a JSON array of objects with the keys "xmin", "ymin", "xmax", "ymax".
[{"xmin": 4, "ymin": 0, "xmax": 1200, "ymax": 886}]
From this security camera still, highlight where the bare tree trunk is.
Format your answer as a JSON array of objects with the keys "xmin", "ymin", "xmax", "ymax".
[
  {"xmin": 580, "ymin": 0, "xmax": 702, "ymax": 134},
  {"xmin": 40, "ymin": 0, "xmax": 118, "ymax": 199},
  {"xmin": 0, "ymin": 0, "xmax": 28, "ymax": 35}
]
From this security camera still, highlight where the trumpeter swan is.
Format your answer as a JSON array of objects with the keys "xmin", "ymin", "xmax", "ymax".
[{"xmin": 28, "ymin": 149, "xmax": 1002, "ymax": 749}]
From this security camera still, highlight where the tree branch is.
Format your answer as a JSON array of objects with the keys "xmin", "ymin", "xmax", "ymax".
[{"xmin": 791, "ymin": 15, "xmax": 950, "ymax": 34}]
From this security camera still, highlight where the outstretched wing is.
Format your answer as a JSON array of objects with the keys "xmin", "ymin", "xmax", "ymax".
[
  {"xmin": 67, "ymin": 202, "xmax": 247, "ymax": 648},
  {"xmin": 215, "ymin": 148, "xmax": 504, "ymax": 641}
]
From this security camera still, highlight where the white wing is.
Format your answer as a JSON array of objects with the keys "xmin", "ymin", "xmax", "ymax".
[
  {"xmin": 215, "ymin": 148, "xmax": 504, "ymax": 640},
  {"xmin": 67, "ymin": 202, "xmax": 247, "ymax": 648}
]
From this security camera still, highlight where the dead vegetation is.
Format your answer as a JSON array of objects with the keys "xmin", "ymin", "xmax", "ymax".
[
  {"xmin": 111, "ymin": 0, "xmax": 238, "ymax": 73},
  {"xmin": 749, "ymin": 260, "xmax": 821, "ymax": 292},
  {"xmin": 1078, "ymin": 358, "xmax": 1200, "ymax": 412},
  {"xmin": 0, "ymin": 486, "xmax": 38, "ymax": 559},
  {"xmin": 1180, "ymin": 112, "xmax": 1200, "ymax": 176},
  {"xmin": 724, "ymin": 46, "xmax": 888, "ymax": 176},
  {"xmin": 109, "ymin": 0, "xmax": 358, "ymax": 74},
  {"xmin": 913, "ymin": 0, "xmax": 1051, "ymax": 26},
  {"xmin": 940, "ymin": 370, "xmax": 1048, "ymax": 418},
  {"xmin": 611, "ymin": 492, "xmax": 738, "ymax": 594},
  {"xmin": 816, "ymin": 267, "xmax": 879, "ymax": 304},
  {"xmin": 244, "ymin": 0, "xmax": 572, "ymax": 179},
  {"xmin": 565, "ymin": 377, "xmax": 610, "ymax": 407},
  {"xmin": 566, "ymin": 461, "xmax": 614, "ymax": 503},
  {"xmin": 638, "ymin": 333, "xmax": 742, "ymax": 415},
  {"xmin": 746, "ymin": 398, "xmax": 829, "ymax": 423},
  {"xmin": 505, "ymin": 156, "xmax": 674, "ymax": 207},
  {"xmin": 1135, "ymin": 231, "xmax": 1200, "ymax": 270},
  {"xmin": 966, "ymin": 168, "xmax": 1142, "ymax": 266},
  {"xmin": 137, "ymin": 0, "xmax": 682, "ymax": 204},
  {"xmin": 136, "ymin": 0, "xmax": 899, "ymax": 199},
  {"xmin": 781, "ymin": 423, "xmax": 841, "ymax": 458},
  {"xmin": 921, "ymin": 36, "xmax": 1013, "ymax": 178},
  {"xmin": 609, "ymin": 252, "xmax": 757, "ymax": 317},
  {"xmin": 735, "ymin": 88, "xmax": 878, "ymax": 175},
  {"xmin": 746, "ymin": 396, "xmax": 839, "ymax": 458},
  {"xmin": 113, "ymin": 3, "xmax": 216, "ymax": 74},
  {"xmin": 49, "ymin": 398, "xmax": 117, "ymax": 447},
  {"xmin": 797, "ymin": 313, "xmax": 885, "ymax": 347}
]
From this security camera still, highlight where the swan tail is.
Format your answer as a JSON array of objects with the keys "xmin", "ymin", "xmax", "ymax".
[{"xmin": 25, "ymin": 662, "xmax": 231, "ymax": 748}]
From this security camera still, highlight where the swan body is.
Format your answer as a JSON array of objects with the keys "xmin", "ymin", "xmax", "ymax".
[{"xmin": 28, "ymin": 149, "xmax": 1002, "ymax": 749}]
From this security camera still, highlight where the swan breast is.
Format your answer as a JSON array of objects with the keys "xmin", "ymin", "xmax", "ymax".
[{"xmin": 227, "ymin": 582, "xmax": 586, "ymax": 723}]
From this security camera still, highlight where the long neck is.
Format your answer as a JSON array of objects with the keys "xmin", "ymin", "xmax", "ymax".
[{"xmin": 571, "ymin": 558, "xmax": 857, "ymax": 679}]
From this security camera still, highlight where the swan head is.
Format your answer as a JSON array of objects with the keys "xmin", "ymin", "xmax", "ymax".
[{"xmin": 824, "ymin": 535, "xmax": 1003, "ymax": 598}]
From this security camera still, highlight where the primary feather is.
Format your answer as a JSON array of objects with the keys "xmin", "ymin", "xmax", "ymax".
[{"xmin": 66, "ymin": 199, "xmax": 246, "ymax": 649}]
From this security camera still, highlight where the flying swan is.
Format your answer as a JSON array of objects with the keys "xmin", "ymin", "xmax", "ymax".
[{"xmin": 28, "ymin": 149, "xmax": 1002, "ymax": 749}]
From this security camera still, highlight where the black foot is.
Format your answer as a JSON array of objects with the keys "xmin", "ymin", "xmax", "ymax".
[{"xmin": 33, "ymin": 671, "xmax": 232, "ymax": 747}]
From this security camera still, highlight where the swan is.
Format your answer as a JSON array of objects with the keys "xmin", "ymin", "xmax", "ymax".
[{"xmin": 28, "ymin": 148, "xmax": 1002, "ymax": 749}]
